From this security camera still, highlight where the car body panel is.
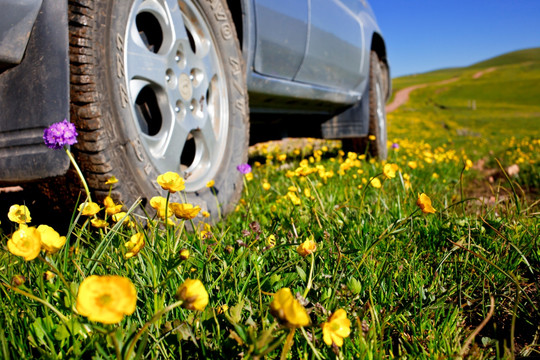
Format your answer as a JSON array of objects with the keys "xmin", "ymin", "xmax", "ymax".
[
  {"xmin": 294, "ymin": 0, "xmax": 366, "ymax": 90},
  {"xmin": 243, "ymin": 0, "xmax": 385, "ymax": 112},
  {"xmin": 252, "ymin": 0, "xmax": 308, "ymax": 80}
]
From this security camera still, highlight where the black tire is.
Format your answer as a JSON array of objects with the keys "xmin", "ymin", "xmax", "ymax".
[
  {"xmin": 67, "ymin": 0, "xmax": 249, "ymax": 218},
  {"xmin": 342, "ymin": 51, "xmax": 388, "ymax": 159}
]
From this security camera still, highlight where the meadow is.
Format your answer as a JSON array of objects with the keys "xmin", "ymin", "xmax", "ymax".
[{"xmin": 0, "ymin": 48, "xmax": 539, "ymax": 359}]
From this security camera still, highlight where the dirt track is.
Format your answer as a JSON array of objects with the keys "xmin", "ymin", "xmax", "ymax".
[{"xmin": 386, "ymin": 77, "xmax": 459, "ymax": 113}]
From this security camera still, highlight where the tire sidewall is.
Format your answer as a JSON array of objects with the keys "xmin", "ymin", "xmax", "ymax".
[
  {"xmin": 368, "ymin": 51, "xmax": 388, "ymax": 160},
  {"xmin": 92, "ymin": 0, "xmax": 248, "ymax": 216}
]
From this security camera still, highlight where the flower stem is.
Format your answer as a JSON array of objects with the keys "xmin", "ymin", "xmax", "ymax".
[
  {"xmin": 303, "ymin": 252, "xmax": 315, "ymax": 298},
  {"xmin": 243, "ymin": 176, "xmax": 249, "ymax": 196},
  {"xmin": 280, "ymin": 328, "xmax": 296, "ymax": 360},
  {"xmin": 65, "ymin": 147, "xmax": 92, "ymax": 202}
]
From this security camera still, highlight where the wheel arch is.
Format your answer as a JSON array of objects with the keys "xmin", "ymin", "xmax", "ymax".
[{"xmin": 370, "ymin": 32, "xmax": 391, "ymax": 100}]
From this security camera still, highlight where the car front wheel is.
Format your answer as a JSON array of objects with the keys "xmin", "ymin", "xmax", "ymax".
[
  {"xmin": 342, "ymin": 51, "xmax": 388, "ymax": 159},
  {"xmin": 67, "ymin": 0, "xmax": 249, "ymax": 218}
]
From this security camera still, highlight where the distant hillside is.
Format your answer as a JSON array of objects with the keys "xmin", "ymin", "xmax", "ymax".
[
  {"xmin": 387, "ymin": 47, "xmax": 540, "ymax": 153},
  {"xmin": 468, "ymin": 47, "xmax": 540, "ymax": 69},
  {"xmin": 392, "ymin": 47, "xmax": 540, "ymax": 91}
]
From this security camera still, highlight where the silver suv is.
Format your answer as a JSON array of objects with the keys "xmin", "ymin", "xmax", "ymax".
[{"xmin": 0, "ymin": 0, "xmax": 390, "ymax": 217}]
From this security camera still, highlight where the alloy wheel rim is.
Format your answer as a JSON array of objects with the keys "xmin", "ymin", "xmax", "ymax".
[{"xmin": 124, "ymin": 0, "xmax": 229, "ymax": 191}]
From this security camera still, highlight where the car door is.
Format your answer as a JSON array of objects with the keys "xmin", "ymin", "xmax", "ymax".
[
  {"xmin": 252, "ymin": 0, "xmax": 308, "ymax": 80},
  {"xmin": 294, "ymin": 0, "xmax": 367, "ymax": 90}
]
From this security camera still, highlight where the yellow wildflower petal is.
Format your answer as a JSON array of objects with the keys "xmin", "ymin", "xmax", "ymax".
[
  {"xmin": 297, "ymin": 237, "xmax": 316, "ymax": 257},
  {"xmin": 171, "ymin": 203, "xmax": 201, "ymax": 220},
  {"xmin": 417, "ymin": 193, "xmax": 436, "ymax": 214},
  {"xmin": 8, "ymin": 204, "xmax": 32, "ymax": 224},
  {"xmin": 322, "ymin": 309, "xmax": 351, "ymax": 347},
  {"xmin": 124, "ymin": 232, "xmax": 145, "ymax": 259},
  {"xmin": 37, "ymin": 225, "xmax": 66, "ymax": 254},
  {"xmin": 175, "ymin": 279, "xmax": 209, "ymax": 311},
  {"xmin": 157, "ymin": 172, "xmax": 185, "ymax": 193},
  {"xmin": 79, "ymin": 202, "xmax": 100, "ymax": 216},
  {"xmin": 270, "ymin": 288, "xmax": 310, "ymax": 327},
  {"xmin": 76, "ymin": 275, "xmax": 137, "ymax": 324},
  {"xmin": 7, "ymin": 225, "xmax": 41, "ymax": 261}
]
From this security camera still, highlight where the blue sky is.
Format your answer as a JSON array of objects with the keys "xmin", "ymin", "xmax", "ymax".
[{"xmin": 369, "ymin": 1, "xmax": 540, "ymax": 77}]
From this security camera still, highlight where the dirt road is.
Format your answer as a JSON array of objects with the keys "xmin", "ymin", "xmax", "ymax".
[{"xmin": 386, "ymin": 77, "xmax": 459, "ymax": 113}]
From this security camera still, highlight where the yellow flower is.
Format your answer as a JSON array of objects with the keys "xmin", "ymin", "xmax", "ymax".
[
  {"xmin": 76, "ymin": 275, "xmax": 137, "ymax": 324},
  {"xmin": 267, "ymin": 234, "xmax": 276, "ymax": 248},
  {"xmin": 465, "ymin": 159, "xmax": 473, "ymax": 171},
  {"xmin": 105, "ymin": 176, "xmax": 118, "ymax": 185},
  {"xmin": 369, "ymin": 177, "xmax": 382, "ymax": 189},
  {"xmin": 262, "ymin": 181, "xmax": 271, "ymax": 191},
  {"xmin": 157, "ymin": 172, "xmax": 185, "ymax": 193},
  {"xmin": 91, "ymin": 218, "xmax": 108, "ymax": 228},
  {"xmin": 287, "ymin": 191, "xmax": 301, "ymax": 206},
  {"xmin": 407, "ymin": 161, "xmax": 418, "ymax": 169},
  {"xmin": 270, "ymin": 288, "xmax": 310, "ymax": 327},
  {"xmin": 112, "ymin": 212, "xmax": 130, "ymax": 224},
  {"xmin": 104, "ymin": 196, "xmax": 123, "ymax": 215},
  {"xmin": 8, "ymin": 204, "xmax": 32, "ymax": 224},
  {"xmin": 278, "ymin": 154, "xmax": 287, "ymax": 162},
  {"xmin": 150, "ymin": 196, "xmax": 172, "ymax": 219},
  {"xmin": 175, "ymin": 279, "xmax": 209, "ymax": 311},
  {"xmin": 7, "ymin": 225, "xmax": 41, "ymax": 261},
  {"xmin": 368, "ymin": 135, "xmax": 376, "ymax": 141},
  {"xmin": 202, "ymin": 211, "xmax": 210, "ymax": 218},
  {"xmin": 124, "ymin": 232, "xmax": 145, "ymax": 259},
  {"xmin": 322, "ymin": 309, "xmax": 351, "ymax": 347},
  {"xmin": 171, "ymin": 203, "xmax": 201, "ymax": 220},
  {"xmin": 217, "ymin": 304, "xmax": 229, "ymax": 314},
  {"xmin": 383, "ymin": 163, "xmax": 399, "ymax": 179},
  {"xmin": 206, "ymin": 180, "xmax": 215, "ymax": 188},
  {"xmin": 417, "ymin": 193, "xmax": 436, "ymax": 214},
  {"xmin": 79, "ymin": 202, "xmax": 100, "ymax": 216},
  {"xmin": 37, "ymin": 225, "xmax": 66, "ymax": 254},
  {"xmin": 297, "ymin": 237, "xmax": 317, "ymax": 257},
  {"xmin": 179, "ymin": 248, "xmax": 190, "ymax": 260},
  {"xmin": 245, "ymin": 172, "xmax": 254, "ymax": 181}
]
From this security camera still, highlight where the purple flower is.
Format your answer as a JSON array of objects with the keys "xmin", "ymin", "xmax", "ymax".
[
  {"xmin": 43, "ymin": 119, "xmax": 78, "ymax": 150},
  {"xmin": 236, "ymin": 163, "xmax": 252, "ymax": 174},
  {"xmin": 391, "ymin": 142, "xmax": 400, "ymax": 149}
]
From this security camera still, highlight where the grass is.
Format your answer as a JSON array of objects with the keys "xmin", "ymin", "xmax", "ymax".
[{"xmin": 0, "ymin": 48, "xmax": 539, "ymax": 359}]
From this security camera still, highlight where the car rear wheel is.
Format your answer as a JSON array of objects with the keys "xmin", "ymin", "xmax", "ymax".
[
  {"xmin": 342, "ymin": 51, "xmax": 388, "ymax": 159},
  {"xmin": 66, "ymin": 0, "xmax": 249, "ymax": 218}
]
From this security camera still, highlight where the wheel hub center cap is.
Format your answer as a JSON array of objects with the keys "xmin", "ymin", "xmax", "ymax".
[{"xmin": 179, "ymin": 73, "xmax": 192, "ymax": 100}]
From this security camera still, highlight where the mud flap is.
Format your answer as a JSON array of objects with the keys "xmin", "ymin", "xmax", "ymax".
[
  {"xmin": 0, "ymin": 0, "xmax": 69, "ymax": 183},
  {"xmin": 320, "ymin": 80, "xmax": 369, "ymax": 139}
]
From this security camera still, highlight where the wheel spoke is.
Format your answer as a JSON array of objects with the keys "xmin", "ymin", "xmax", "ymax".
[
  {"xmin": 142, "ymin": 119, "xmax": 190, "ymax": 169},
  {"xmin": 163, "ymin": 0, "xmax": 190, "ymax": 43},
  {"xmin": 136, "ymin": 0, "xmax": 169, "ymax": 22},
  {"xmin": 126, "ymin": 37, "xmax": 168, "ymax": 87},
  {"xmin": 197, "ymin": 113, "xmax": 218, "ymax": 162}
]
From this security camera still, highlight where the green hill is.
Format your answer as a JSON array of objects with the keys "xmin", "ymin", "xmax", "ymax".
[
  {"xmin": 469, "ymin": 47, "xmax": 540, "ymax": 69},
  {"xmin": 388, "ymin": 47, "xmax": 540, "ymax": 157},
  {"xmin": 391, "ymin": 47, "xmax": 540, "ymax": 90}
]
